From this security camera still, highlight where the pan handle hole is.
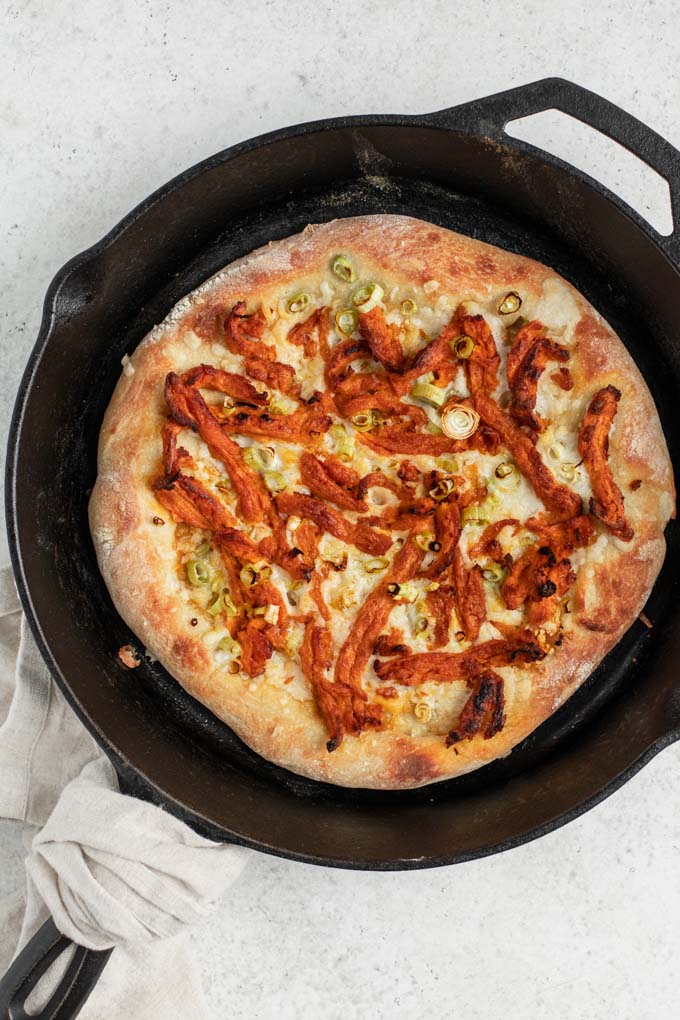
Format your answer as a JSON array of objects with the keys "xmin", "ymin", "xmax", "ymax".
[{"xmin": 506, "ymin": 109, "xmax": 673, "ymax": 236}]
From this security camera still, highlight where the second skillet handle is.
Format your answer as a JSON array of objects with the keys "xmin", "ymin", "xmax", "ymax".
[
  {"xmin": 430, "ymin": 77, "xmax": 680, "ymax": 262},
  {"xmin": 0, "ymin": 919, "xmax": 113, "ymax": 1020}
]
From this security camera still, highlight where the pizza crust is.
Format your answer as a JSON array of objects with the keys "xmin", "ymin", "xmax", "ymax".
[{"xmin": 89, "ymin": 215, "xmax": 674, "ymax": 789}]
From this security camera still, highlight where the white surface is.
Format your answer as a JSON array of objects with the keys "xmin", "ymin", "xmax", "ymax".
[{"xmin": 1, "ymin": 1, "xmax": 680, "ymax": 1017}]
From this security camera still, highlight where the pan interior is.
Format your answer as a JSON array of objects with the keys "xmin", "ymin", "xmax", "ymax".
[{"xmin": 9, "ymin": 122, "xmax": 680, "ymax": 865}]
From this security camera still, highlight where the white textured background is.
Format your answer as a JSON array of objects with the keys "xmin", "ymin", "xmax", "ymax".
[{"xmin": 1, "ymin": 2, "xmax": 679, "ymax": 1017}]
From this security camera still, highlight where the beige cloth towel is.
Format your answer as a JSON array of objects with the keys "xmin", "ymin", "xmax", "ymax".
[{"xmin": 0, "ymin": 564, "xmax": 251, "ymax": 1018}]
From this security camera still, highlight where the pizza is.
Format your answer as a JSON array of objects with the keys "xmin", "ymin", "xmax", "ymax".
[{"xmin": 89, "ymin": 215, "xmax": 675, "ymax": 789}]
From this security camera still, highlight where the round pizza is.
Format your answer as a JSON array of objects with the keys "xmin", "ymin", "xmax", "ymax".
[{"xmin": 89, "ymin": 215, "xmax": 675, "ymax": 789}]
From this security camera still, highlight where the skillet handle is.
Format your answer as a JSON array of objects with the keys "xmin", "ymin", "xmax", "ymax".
[
  {"xmin": 0, "ymin": 919, "xmax": 113, "ymax": 1020},
  {"xmin": 431, "ymin": 77, "xmax": 680, "ymax": 261}
]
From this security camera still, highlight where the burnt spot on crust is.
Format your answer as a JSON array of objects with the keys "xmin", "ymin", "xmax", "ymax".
[
  {"xmin": 191, "ymin": 303, "xmax": 224, "ymax": 340},
  {"xmin": 574, "ymin": 561, "xmax": 635, "ymax": 634},
  {"xmin": 171, "ymin": 634, "xmax": 209, "ymax": 672},
  {"xmin": 572, "ymin": 312, "xmax": 615, "ymax": 375},
  {"xmin": 389, "ymin": 741, "xmax": 441, "ymax": 785},
  {"xmin": 474, "ymin": 254, "xmax": 498, "ymax": 278}
]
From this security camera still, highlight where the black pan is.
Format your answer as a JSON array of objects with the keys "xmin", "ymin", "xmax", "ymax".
[{"xmin": 2, "ymin": 78, "xmax": 680, "ymax": 1018}]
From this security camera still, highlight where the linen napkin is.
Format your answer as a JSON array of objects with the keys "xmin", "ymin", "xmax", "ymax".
[{"xmin": 0, "ymin": 563, "xmax": 251, "ymax": 1018}]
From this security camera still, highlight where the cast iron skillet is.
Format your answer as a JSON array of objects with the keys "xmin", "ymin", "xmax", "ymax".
[{"xmin": 2, "ymin": 78, "xmax": 680, "ymax": 1018}]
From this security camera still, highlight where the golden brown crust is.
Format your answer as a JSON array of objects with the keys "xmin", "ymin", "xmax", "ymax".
[{"xmin": 89, "ymin": 214, "xmax": 674, "ymax": 789}]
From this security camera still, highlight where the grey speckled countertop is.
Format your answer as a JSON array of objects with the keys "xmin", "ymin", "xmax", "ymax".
[{"xmin": 1, "ymin": 2, "xmax": 680, "ymax": 1017}]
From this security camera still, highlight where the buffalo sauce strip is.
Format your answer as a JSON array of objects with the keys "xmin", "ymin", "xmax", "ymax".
[
  {"xmin": 326, "ymin": 530, "xmax": 426, "ymax": 749},
  {"xmin": 373, "ymin": 632, "xmax": 545, "ymax": 686},
  {"xmin": 474, "ymin": 392, "xmax": 582, "ymax": 517},
  {"xmin": 578, "ymin": 385, "xmax": 634, "ymax": 541}
]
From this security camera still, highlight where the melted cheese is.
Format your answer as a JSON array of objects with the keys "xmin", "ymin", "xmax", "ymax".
[{"xmin": 150, "ymin": 260, "xmax": 635, "ymax": 740}]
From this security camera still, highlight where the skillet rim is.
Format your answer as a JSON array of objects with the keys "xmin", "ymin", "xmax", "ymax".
[{"xmin": 6, "ymin": 80, "xmax": 680, "ymax": 869}]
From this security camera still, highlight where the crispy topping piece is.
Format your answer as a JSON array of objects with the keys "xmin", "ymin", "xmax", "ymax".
[
  {"xmin": 276, "ymin": 492, "xmax": 392, "ymax": 555},
  {"xmin": 475, "ymin": 393, "xmax": 582, "ymax": 516},
  {"xmin": 226, "ymin": 301, "xmax": 299, "ymax": 394},
  {"xmin": 329, "ymin": 530, "xmax": 426, "ymax": 748},
  {"xmin": 287, "ymin": 307, "xmax": 330, "ymax": 359},
  {"xmin": 219, "ymin": 402, "xmax": 332, "ymax": 444},
  {"xmin": 358, "ymin": 307, "xmax": 405, "ymax": 372},
  {"xmin": 453, "ymin": 549, "xmax": 486, "ymax": 642},
  {"xmin": 459, "ymin": 314, "xmax": 501, "ymax": 397},
  {"xmin": 425, "ymin": 501, "xmax": 461, "ymax": 578},
  {"xmin": 578, "ymin": 385, "xmax": 633, "ymax": 541},
  {"xmin": 446, "ymin": 670, "xmax": 505, "ymax": 746},
  {"xmin": 470, "ymin": 519, "xmax": 519, "ymax": 563},
  {"xmin": 508, "ymin": 336, "xmax": 570, "ymax": 432},
  {"xmin": 374, "ymin": 632, "xmax": 545, "ymax": 685},
  {"xmin": 301, "ymin": 622, "xmax": 380, "ymax": 752},
  {"xmin": 426, "ymin": 586, "xmax": 456, "ymax": 648},
  {"xmin": 299, "ymin": 452, "xmax": 367, "ymax": 512},
  {"xmin": 181, "ymin": 364, "xmax": 267, "ymax": 406}
]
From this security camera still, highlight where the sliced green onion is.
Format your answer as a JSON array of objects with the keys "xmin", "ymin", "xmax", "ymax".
[
  {"xmin": 482, "ymin": 563, "xmax": 506, "ymax": 584},
  {"xmin": 195, "ymin": 540, "xmax": 211, "ymax": 557},
  {"xmin": 263, "ymin": 605, "xmax": 280, "ymax": 624},
  {"xmin": 329, "ymin": 423, "xmax": 355, "ymax": 462},
  {"xmin": 462, "ymin": 506, "xmax": 488, "ymax": 527},
  {"xmin": 440, "ymin": 403, "xmax": 480, "ymax": 440},
  {"xmin": 334, "ymin": 587, "xmax": 357, "ymax": 609},
  {"xmin": 498, "ymin": 291, "xmax": 522, "ymax": 315},
  {"xmin": 493, "ymin": 463, "xmax": 519, "ymax": 492},
  {"xmin": 414, "ymin": 617, "xmax": 429, "ymax": 634},
  {"xmin": 239, "ymin": 562, "xmax": 272, "ymax": 587},
  {"xmin": 451, "ymin": 335, "xmax": 474, "ymax": 359},
  {"xmin": 187, "ymin": 558, "xmax": 212, "ymax": 587},
  {"xmin": 411, "ymin": 381, "xmax": 447, "ymax": 408},
  {"xmin": 350, "ymin": 411, "xmax": 376, "ymax": 432},
  {"xmin": 244, "ymin": 445, "xmax": 276, "ymax": 471},
  {"xmin": 504, "ymin": 315, "xmax": 528, "ymax": 346},
  {"xmin": 351, "ymin": 282, "xmax": 384, "ymax": 312},
  {"xmin": 335, "ymin": 307, "xmax": 359, "ymax": 335},
  {"xmin": 438, "ymin": 457, "xmax": 459, "ymax": 474},
  {"xmin": 424, "ymin": 581, "xmax": 440, "ymax": 592},
  {"xmin": 415, "ymin": 532, "xmax": 436, "ymax": 550},
  {"xmin": 288, "ymin": 292, "xmax": 310, "ymax": 313},
  {"xmin": 387, "ymin": 581, "xmax": 419, "ymax": 603},
  {"xmin": 324, "ymin": 550, "xmax": 348, "ymax": 572},
  {"xmin": 284, "ymin": 628, "xmax": 303, "ymax": 658},
  {"xmin": 216, "ymin": 634, "xmax": 240, "ymax": 654},
  {"xmin": 364, "ymin": 557, "xmax": 388, "ymax": 573},
  {"xmin": 264, "ymin": 471, "xmax": 286, "ymax": 493},
  {"xmin": 251, "ymin": 606, "xmax": 266, "ymax": 617},
  {"xmin": 268, "ymin": 396, "xmax": 291, "ymax": 415},
  {"xmin": 413, "ymin": 701, "xmax": 432, "ymax": 721},
  {"xmin": 332, "ymin": 254, "xmax": 356, "ymax": 283},
  {"xmin": 429, "ymin": 478, "xmax": 455, "ymax": 501},
  {"xmin": 401, "ymin": 298, "xmax": 417, "ymax": 315},
  {"xmin": 426, "ymin": 422, "xmax": 442, "ymax": 435},
  {"xmin": 208, "ymin": 589, "xmax": 238, "ymax": 617}
]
